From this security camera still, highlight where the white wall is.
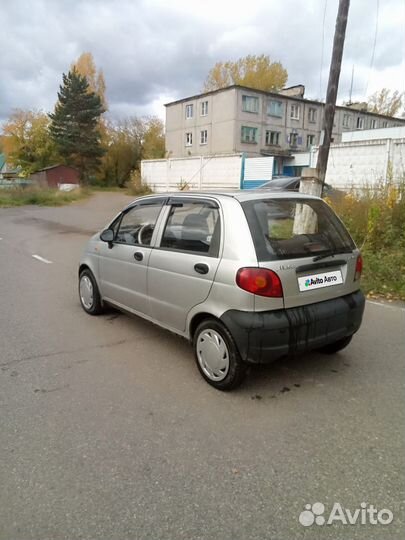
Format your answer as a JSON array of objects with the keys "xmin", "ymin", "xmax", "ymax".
[
  {"xmin": 309, "ymin": 139, "xmax": 405, "ymax": 187},
  {"xmin": 141, "ymin": 154, "xmax": 243, "ymax": 192},
  {"xmin": 290, "ymin": 152, "xmax": 311, "ymax": 166},
  {"xmin": 391, "ymin": 139, "xmax": 405, "ymax": 177},
  {"xmin": 341, "ymin": 126, "xmax": 405, "ymax": 142}
]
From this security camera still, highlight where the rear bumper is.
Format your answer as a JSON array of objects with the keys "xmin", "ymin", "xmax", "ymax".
[{"xmin": 220, "ymin": 290, "xmax": 365, "ymax": 364}]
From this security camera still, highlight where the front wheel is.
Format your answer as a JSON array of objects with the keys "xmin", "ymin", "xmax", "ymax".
[
  {"xmin": 79, "ymin": 269, "xmax": 104, "ymax": 315},
  {"xmin": 193, "ymin": 319, "xmax": 247, "ymax": 391},
  {"xmin": 317, "ymin": 335, "xmax": 353, "ymax": 354}
]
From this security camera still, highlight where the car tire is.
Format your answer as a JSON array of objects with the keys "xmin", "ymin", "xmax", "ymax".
[
  {"xmin": 193, "ymin": 319, "xmax": 247, "ymax": 391},
  {"xmin": 79, "ymin": 268, "xmax": 104, "ymax": 315},
  {"xmin": 317, "ymin": 335, "xmax": 353, "ymax": 354}
]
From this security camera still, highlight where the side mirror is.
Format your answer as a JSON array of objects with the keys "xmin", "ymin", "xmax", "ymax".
[{"xmin": 100, "ymin": 228, "xmax": 114, "ymax": 247}]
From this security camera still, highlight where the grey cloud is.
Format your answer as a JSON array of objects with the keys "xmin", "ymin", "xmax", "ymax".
[{"xmin": 1, "ymin": 0, "xmax": 404, "ymax": 124}]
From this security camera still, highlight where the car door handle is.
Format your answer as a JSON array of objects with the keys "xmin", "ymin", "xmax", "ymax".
[
  {"xmin": 134, "ymin": 252, "xmax": 143, "ymax": 261},
  {"xmin": 194, "ymin": 263, "xmax": 209, "ymax": 275}
]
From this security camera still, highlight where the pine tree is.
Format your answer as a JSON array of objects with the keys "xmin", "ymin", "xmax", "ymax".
[{"xmin": 49, "ymin": 68, "xmax": 105, "ymax": 182}]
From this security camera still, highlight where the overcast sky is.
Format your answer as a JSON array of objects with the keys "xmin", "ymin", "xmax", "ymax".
[{"xmin": 1, "ymin": 0, "xmax": 405, "ymax": 124}]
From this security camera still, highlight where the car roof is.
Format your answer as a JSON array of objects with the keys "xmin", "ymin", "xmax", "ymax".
[{"xmin": 130, "ymin": 190, "xmax": 321, "ymax": 207}]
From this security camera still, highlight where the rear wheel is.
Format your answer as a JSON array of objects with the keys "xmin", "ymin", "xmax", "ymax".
[
  {"xmin": 317, "ymin": 335, "xmax": 352, "ymax": 354},
  {"xmin": 193, "ymin": 319, "xmax": 247, "ymax": 391},
  {"xmin": 79, "ymin": 269, "xmax": 104, "ymax": 315}
]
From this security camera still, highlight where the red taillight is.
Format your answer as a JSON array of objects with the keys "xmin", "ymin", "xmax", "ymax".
[
  {"xmin": 355, "ymin": 254, "xmax": 363, "ymax": 281},
  {"xmin": 236, "ymin": 267, "xmax": 283, "ymax": 298}
]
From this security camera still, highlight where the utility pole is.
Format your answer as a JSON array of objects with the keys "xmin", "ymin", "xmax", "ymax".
[
  {"xmin": 295, "ymin": 0, "xmax": 350, "ymax": 234},
  {"xmin": 317, "ymin": 0, "xmax": 351, "ymax": 194}
]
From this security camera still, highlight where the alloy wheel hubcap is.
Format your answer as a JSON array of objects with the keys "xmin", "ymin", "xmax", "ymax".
[
  {"xmin": 80, "ymin": 275, "xmax": 94, "ymax": 310},
  {"xmin": 196, "ymin": 329, "xmax": 230, "ymax": 382}
]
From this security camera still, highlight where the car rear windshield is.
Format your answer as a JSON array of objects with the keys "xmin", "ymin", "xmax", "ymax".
[{"xmin": 242, "ymin": 198, "xmax": 356, "ymax": 261}]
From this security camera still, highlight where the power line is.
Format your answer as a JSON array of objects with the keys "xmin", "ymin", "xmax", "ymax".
[
  {"xmin": 349, "ymin": 64, "xmax": 354, "ymax": 103},
  {"xmin": 364, "ymin": 0, "xmax": 379, "ymax": 99},
  {"xmin": 319, "ymin": 0, "xmax": 328, "ymax": 99}
]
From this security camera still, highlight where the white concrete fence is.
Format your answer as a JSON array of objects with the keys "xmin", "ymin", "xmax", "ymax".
[
  {"xmin": 309, "ymin": 138, "xmax": 405, "ymax": 188},
  {"xmin": 141, "ymin": 154, "xmax": 274, "ymax": 192},
  {"xmin": 141, "ymin": 154, "xmax": 243, "ymax": 193}
]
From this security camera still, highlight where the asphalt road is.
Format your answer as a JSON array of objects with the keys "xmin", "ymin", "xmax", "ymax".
[{"xmin": 0, "ymin": 193, "xmax": 404, "ymax": 540}]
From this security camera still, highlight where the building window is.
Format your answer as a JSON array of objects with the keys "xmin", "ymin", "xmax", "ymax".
[
  {"xmin": 382, "ymin": 121, "xmax": 388, "ymax": 128},
  {"xmin": 200, "ymin": 130, "xmax": 208, "ymax": 145},
  {"xmin": 343, "ymin": 114, "xmax": 351, "ymax": 128},
  {"xmin": 267, "ymin": 100, "xmax": 283, "ymax": 117},
  {"xmin": 242, "ymin": 95, "xmax": 259, "ymax": 113},
  {"xmin": 201, "ymin": 101, "xmax": 208, "ymax": 116},
  {"xmin": 307, "ymin": 134, "xmax": 315, "ymax": 147},
  {"xmin": 370, "ymin": 119, "xmax": 377, "ymax": 129},
  {"xmin": 289, "ymin": 132, "xmax": 299, "ymax": 146},
  {"xmin": 185, "ymin": 132, "xmax": 193, "ymax": 146},
  {"xmin": 241, "ymin": 126, "xmax": 258, "ymax": 143},
  {"xmin": 265, "ymin": 130, "xmax": 280, "ymax": 145},
  {"xmin": 290, "ymin": 104, "xmax": 300, "ymax": 120},
  {"xmin": 308, "ymin": 108, "xmax": 317, "ymax": 123},
  {"xmin": 356, "ymin": 117, "xmax": 364, "ymax": 129},
  {"xmin": 185, "ymin": 104, "xmax": 194, "ymax": 119}
]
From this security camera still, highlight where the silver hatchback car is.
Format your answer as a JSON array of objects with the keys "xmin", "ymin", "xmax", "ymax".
[{"xmin": 79, "ymin": 192, "xmax": 365, "ymax": 390}]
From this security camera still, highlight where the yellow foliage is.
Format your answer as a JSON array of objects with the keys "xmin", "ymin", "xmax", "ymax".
[
  {"xmin": 203, "ymin": 54, "xmax": 288, "ymax": 93},
  {"xmin": 387, "ymin": 185, "xmax": 398, "ymax": 209},
  {"xmin": 142, "ymin": 117, "xmax": 165, "ymax": 160},
  {"xmin": 2, "ymin": 109, "xmax": 59, "ymax": 174},
  {"xmin": 72, "ymin": 52, "xmax": 107, "ymax": 109},
  {"xmin": 367, "ymin": 88, "xmax": 404, "ymax": 117}
]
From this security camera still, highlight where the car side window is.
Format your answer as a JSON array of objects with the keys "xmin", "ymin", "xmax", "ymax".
[
  {"xmin": 115, "ymin": 203, "xmax": 162, "ymax": 246},
  {"xmin": 160, "ymin": 201, "xmax": 220, "ymax": 256}
]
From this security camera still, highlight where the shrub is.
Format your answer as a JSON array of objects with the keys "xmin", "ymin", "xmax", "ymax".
[
  {"xmin": 0, "ymin": 186, "xmax": 89, "ymax": 207},
  {"xmin": 127, "ymin": 169, "xmax": 153, "ymax": 196},
  {"xmin": 326, "ymin": 180, "xmax": 405, "ymax": 300}
]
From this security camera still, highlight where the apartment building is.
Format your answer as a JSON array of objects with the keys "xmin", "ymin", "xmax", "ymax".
[{"xmin": 165, "ymin": 85, "xmax": 405, "ymax": 173}]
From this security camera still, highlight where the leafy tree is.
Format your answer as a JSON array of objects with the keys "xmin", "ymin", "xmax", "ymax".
[
  {"xmin": 2, "ymin": 109, "xmax": 59, "ymax": 175},
  {"xmin": 49, "ymin": 69, "xmax": 105, "ymax": 182},
  {"xmin": 203, "ymin": 54, "xmax": 288, "ymax": 92},
  {"xmin": 367, "ymin": 88, "xmax": 404, "ymax": 117},
  {"xmin": 72, "ymin": 52, "xmax": 107, "ymax": 109},
  {"xmin": 97, "ymin": 116, "xmax": 165, "ymax": 187},
  {"xmin": 98, "ymin": 118, "xmax": 144, "ymax": 187},
  {"xmin": 142, "ymin": 117, "xmax": 165, "ymax": 160},
  {"xmin": 71, "ymin": 52, "xmax": 110, "ymax": 169}
]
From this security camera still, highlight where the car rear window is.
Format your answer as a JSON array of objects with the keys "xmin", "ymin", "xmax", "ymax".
[{"xmin": 242, "ymin": 198, "xmax": 355, "ymax": 261}]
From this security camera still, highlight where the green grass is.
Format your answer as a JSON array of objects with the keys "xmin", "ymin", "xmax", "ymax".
[
  {"xmin": 0, "ymin": 187, "xmax": 90, "ymax": 207},
  {"xmin": 326, "ymin": 183, "xmax": 405, "ymax": 301}
]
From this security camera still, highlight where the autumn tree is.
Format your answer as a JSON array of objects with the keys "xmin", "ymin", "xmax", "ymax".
[
  {"xmin": 98, "ymin": 118, "xmax": 144, "ymax": 187},
  {"xmin": 49, "ymin": 69, "xmax": 105, "ymax": 182},
  {"xmin": 72, "ymin": 52, "xmax": 107, "ymax": 109},
  {"xmin": 203, "ymin": 54, "xmax": 288, "ymax": 93},
  {"xmin": 367, "ymin": 88, "xmax": 404, "ymax": 117},
  {"xmin": 142, "ymin": 117, "xmax": 165, "ymax": 160},
  {"xmin": 97, "ymin": 116, "xmax": 165, "ymax": 187},
  {"xmin": 2, "ymin": 109, "xmax": 59, "ymax": 175}
]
